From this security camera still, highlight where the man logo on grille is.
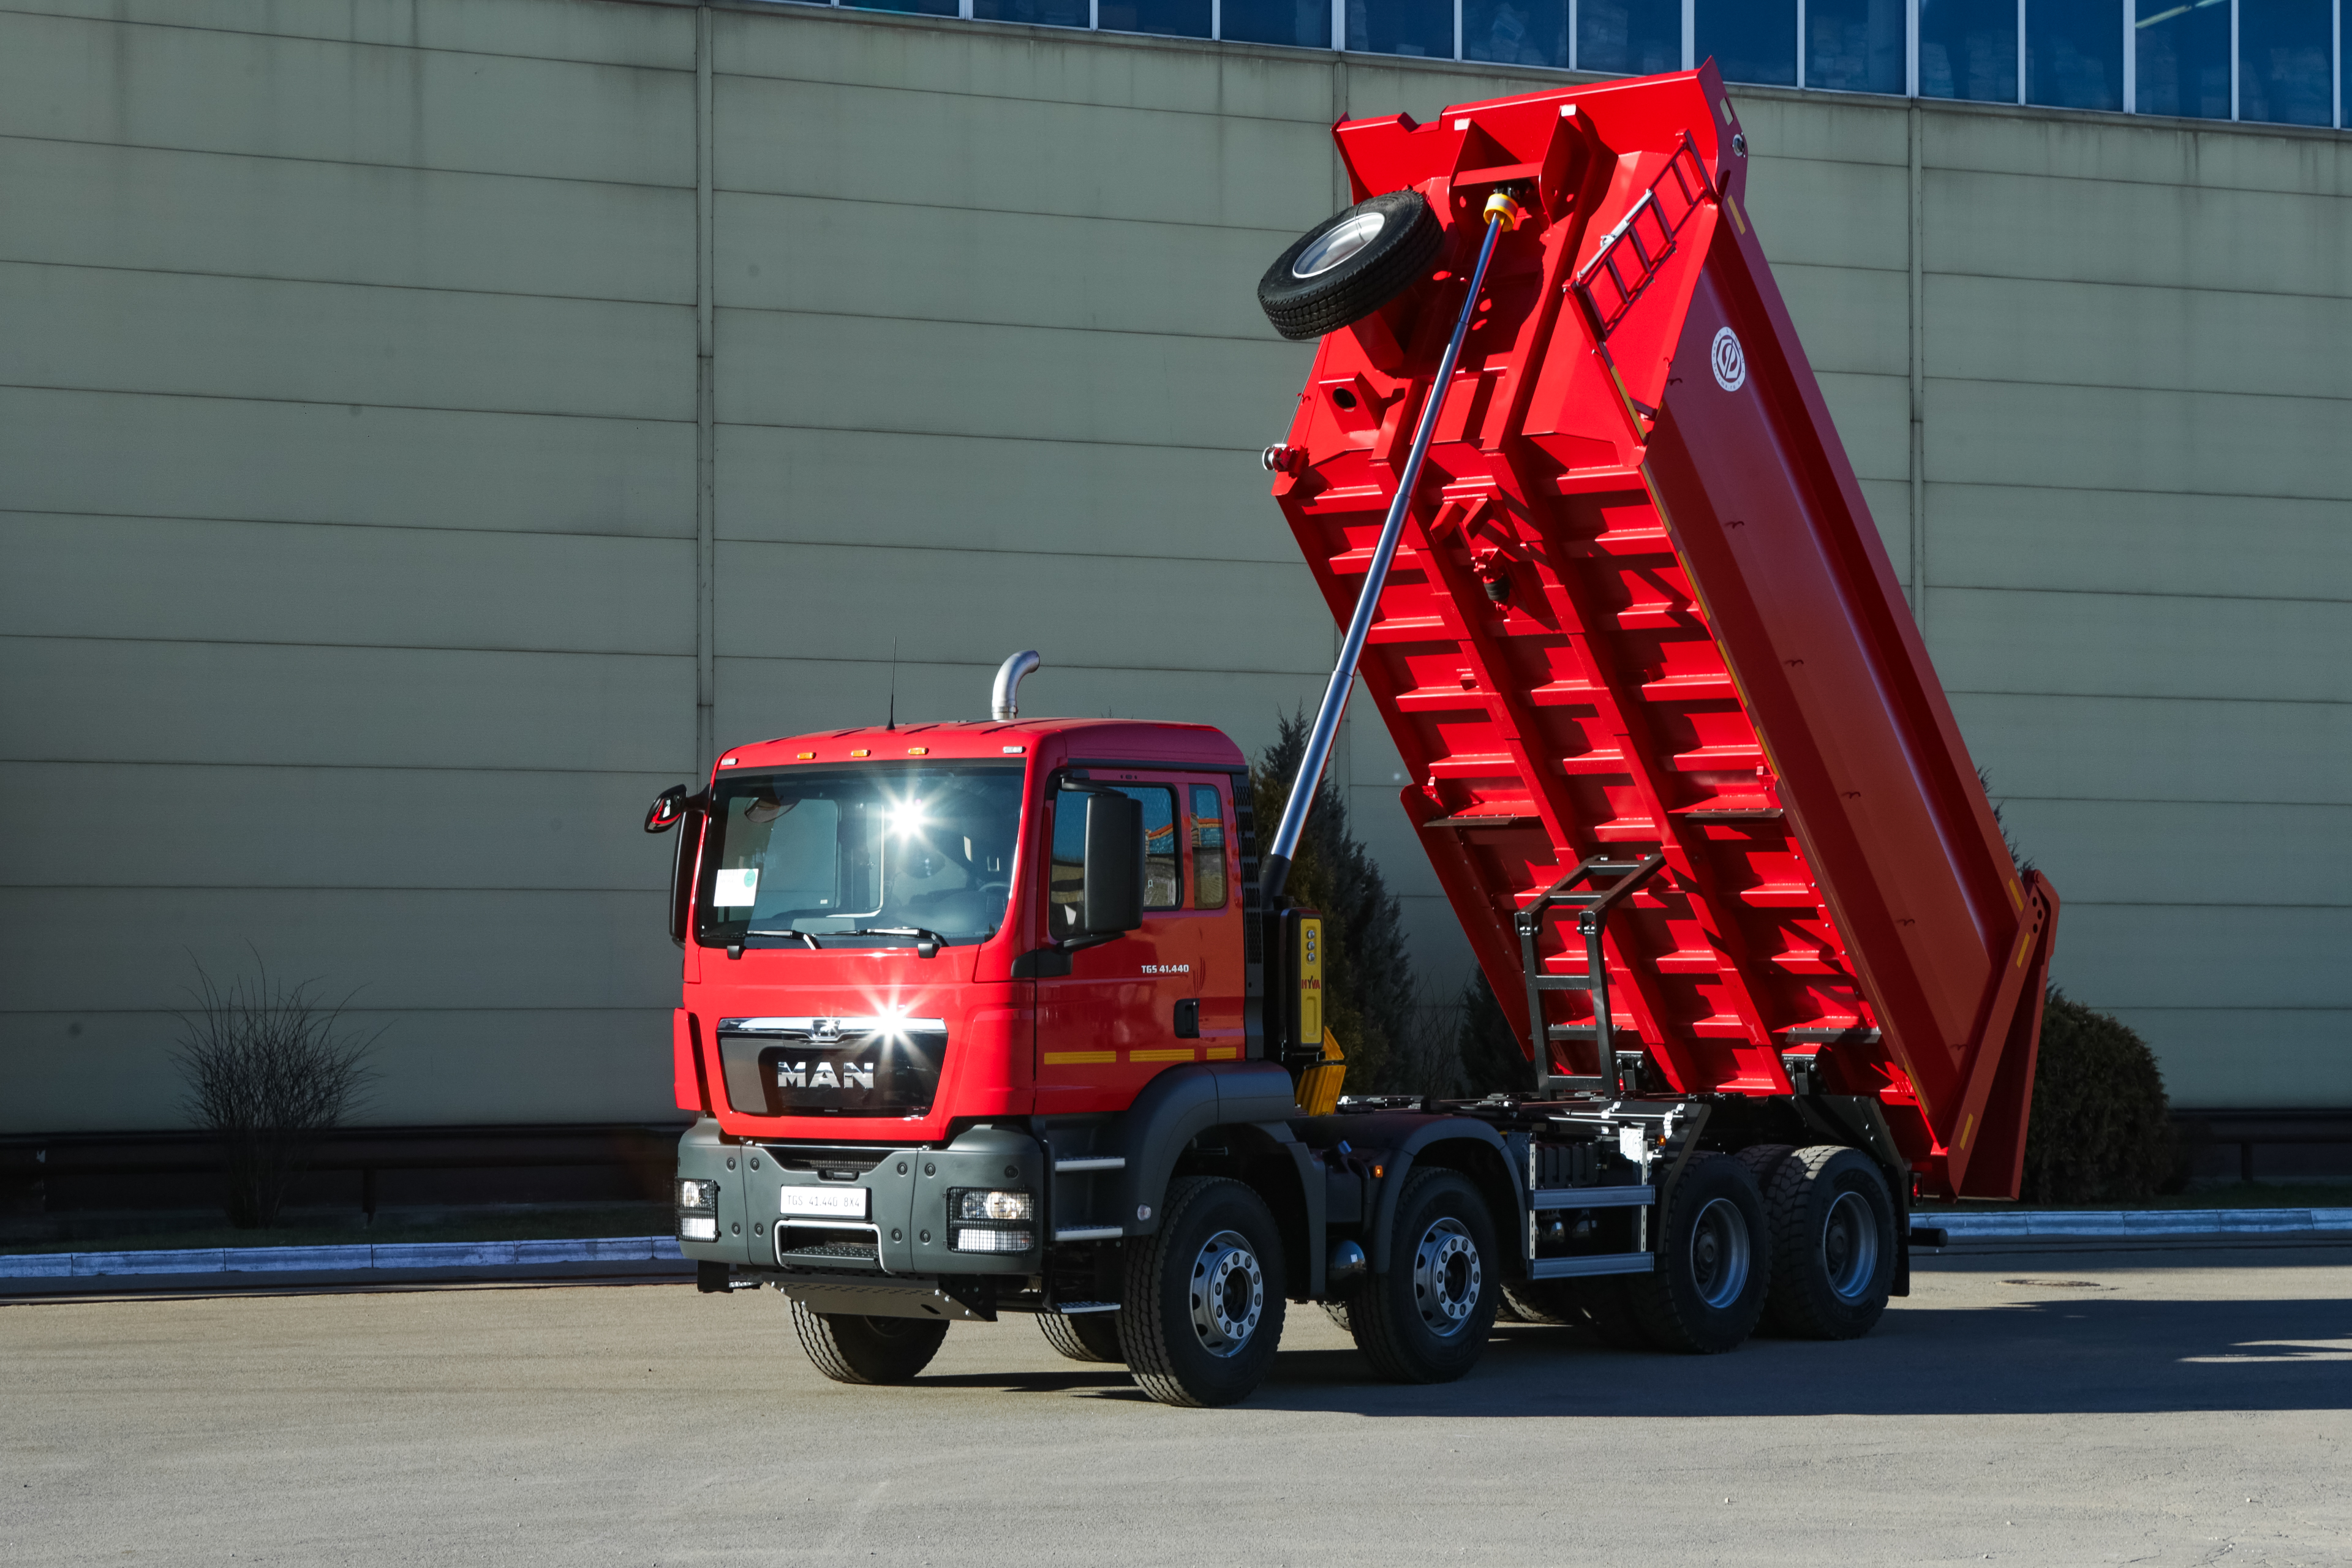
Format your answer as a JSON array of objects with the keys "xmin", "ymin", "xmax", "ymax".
[
  {"xmin": 810, "ymin": 1019, "xmax": 841, "ymax": 1042},
  {"xmin": 1711, "ymin": 326, "xmax": 1746, "ymax": 392}
]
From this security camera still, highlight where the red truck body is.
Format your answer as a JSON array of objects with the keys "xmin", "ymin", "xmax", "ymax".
[
  {"xmin": 662, "ymin": 66, "xmax": 2060, "ymax": 1406},
  {"xmin": 1268, "ymin": 67, "xmax": 2056, "ymax": 1200}
]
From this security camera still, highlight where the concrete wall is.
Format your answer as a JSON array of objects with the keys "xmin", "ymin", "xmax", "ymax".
[{"xmin": 2, "ymin": 0, "xmax": 2345, "ymax": 1131}]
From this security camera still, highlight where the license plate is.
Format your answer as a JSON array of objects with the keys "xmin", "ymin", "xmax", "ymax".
[{"xmin": 778, "ymin": 1186, "xmax": 869, "ymax": 1219}]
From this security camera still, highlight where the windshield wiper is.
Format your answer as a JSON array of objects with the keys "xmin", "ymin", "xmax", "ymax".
[
  {"xmin": 748, "ymin": 929, "xmax": 823, "ymax": 950},
  {"xmin": 836, "ymin": 926, "xmax": 948, "ymax": 957}
]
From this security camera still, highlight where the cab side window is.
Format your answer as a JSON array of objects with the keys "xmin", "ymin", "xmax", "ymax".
[
  {"xmin": 1189, "ymin": 785, "xmax": 1227, "ymax": 909},
  {"xmin": 1127, "ymin": 785, "xmax": 1180, "ymax": 909},
  {"xmin": 1048, "ymin": 783, "xmax": 1180, "ymax": 936}
]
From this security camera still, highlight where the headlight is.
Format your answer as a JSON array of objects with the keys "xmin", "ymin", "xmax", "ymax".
[
  {"xmin": 679, "ymin": 1215, "xmax": 719, "ymax": 1242},
  {"xmin": 679, "ymin": 1178, "xmax": 717, "ymax": 1212},
  {"xmin": 953, "ymin": 1227, "xmax": 1033, "ymax": 1253},
  {"xmin": 952, "ymin": 1189, "xmax": 1033, "ymax": 1222}
]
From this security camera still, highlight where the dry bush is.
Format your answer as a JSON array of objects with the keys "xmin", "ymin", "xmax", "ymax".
[
  {"xmin": 2021, "ymin": 989, "xmax": 2177, "ymax": 1205},
  {"xmin": 173, "ymin": 957, "xmax": 380, "ymax": 1228}
]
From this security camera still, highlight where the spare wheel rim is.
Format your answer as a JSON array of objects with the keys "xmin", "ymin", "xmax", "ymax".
[{"xmin": 1293, "ymin": 211, "xmax": 1387, "ymax": 278}]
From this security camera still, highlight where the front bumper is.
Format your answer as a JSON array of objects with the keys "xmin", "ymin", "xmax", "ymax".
[{"xmin": 674, "ymin": 1117, "xmax": 1044, "ymax": 1279}]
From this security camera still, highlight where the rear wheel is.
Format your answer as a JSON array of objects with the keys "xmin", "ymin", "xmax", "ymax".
[
  {"xmin": 1622, "ymin": 1153, "xmax": 1769, "ymax": 1354},
  {"xmin": 790, "ymin": 1301, "xmax": 949, "ymax": 1385},
  {"xmin": 1120, "ymin": 1176, "xmax": 1287, "ymax": 1408},
  {"xmin": 1038, "ymin": 1309, "xmax": 1125, "ymax": 1363},
  {"xmin": 1757, "ymin": 1145, "xmax": 1896, "ymax": 1340},
  {"xmin": 1349, "ymin": 1169, "xmax": 1499, "ymax": 1383}
]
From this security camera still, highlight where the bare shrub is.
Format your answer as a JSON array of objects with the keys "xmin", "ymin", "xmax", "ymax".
[{"xmin": 172, "ymin": 956, "xmax": 380, "ymax": 1229}]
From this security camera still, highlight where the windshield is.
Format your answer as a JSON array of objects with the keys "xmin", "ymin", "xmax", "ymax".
[{"xmin": 696, "ymin": 765, "xmax": 1025, "ymax": 950}]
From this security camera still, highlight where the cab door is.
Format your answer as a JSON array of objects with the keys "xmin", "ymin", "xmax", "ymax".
[{"xmin": 1031, "ymin": 772, "xmax": 1243, "ymax": 1115}]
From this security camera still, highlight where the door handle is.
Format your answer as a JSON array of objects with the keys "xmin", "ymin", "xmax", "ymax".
[{"xmin": 1174, "ymin": 999, "xmax": 1200, "ymax": 1039}]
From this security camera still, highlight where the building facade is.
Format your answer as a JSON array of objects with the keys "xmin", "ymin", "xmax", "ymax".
[{"xmin": 2, "ymin": 0, "xmax": 2346, "ymax": 1134}]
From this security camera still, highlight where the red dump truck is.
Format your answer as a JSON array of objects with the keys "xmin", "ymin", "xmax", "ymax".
[{"xmin": 650, "ymin": 64, "xmax": 2059, "ymax": 1408}]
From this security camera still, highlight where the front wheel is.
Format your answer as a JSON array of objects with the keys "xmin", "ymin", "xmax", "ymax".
[
  {"xmin": 1039, "ymin": 1308, "xmax": 1125, "ymax": 1363},
  {"xmin": 1349, "ymin": 1168, "xmax": 1499, "ymax": 1383},
  {"xmin": 789, "ymin": 1301, "xmax": 949, "ymax": 1384},
  {"xmin": 1120, "ymin": 1176, "xmax": 1288, "ymax": 1408}
]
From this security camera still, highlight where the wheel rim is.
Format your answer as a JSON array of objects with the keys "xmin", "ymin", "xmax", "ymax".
[
  {"xmin": 1187, "ymin": 1229, "xmax": 1264, "ymax": 1358},
  {"xmin": 1410, "ymin": 1216, "xmax": 1482, "ymax": 1337},
  {"xmin": 1293, "ymin": 211, "xmax": 1386, "ymax": 278},
  {"xmin": 1821, "ymin": 1189, "xmax": 1879, "ymax": 1302},
  {"xmin": 1687, "ymin": 1197, "xmax": 1752, "ymax": 1310}
]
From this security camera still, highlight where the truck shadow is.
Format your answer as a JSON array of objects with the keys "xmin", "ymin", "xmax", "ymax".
[{"xmin": 1237, "ymin": 1294, "xmax": 2352, "ymax": 1417}]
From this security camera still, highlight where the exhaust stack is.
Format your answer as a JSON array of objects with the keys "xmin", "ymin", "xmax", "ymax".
[{"xmin": 992, "ymin": 650, "xmax": 1041, "ymax": 721}]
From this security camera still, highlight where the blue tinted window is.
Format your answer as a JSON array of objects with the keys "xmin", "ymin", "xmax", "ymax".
[
  {"xmin": 973, "ymin": 0, "xmax": 1090, "ymax": 22},
  {"xmin": 845, "ymin": 0, "xmax": 960, "ymax": 13},
  {"xmin": 1223, "ymin": 0, "xmax": 1332, "ymax": 44},
  {"xmin": 1578, "ymin": 0, "xmax": 1681, "ymax": 70},
  {"xmin": 1698, "ymin": 0, "xmax": 1796, "ymax": 85},
  {"xmin": 2135, "ymin": 0, "xmax": 2231, "ymax": 118},
  {"xmin": 2239, "ymin": 0, "xmax": 2334, "ymax": 125},
  {"xmin": 1466, "ymin": 0, "xmax": 1568, "ymax": 65},
  {"xmin": 1348, "ymin": 0, "xmax": 1452, "ymax": 55},
  {"xmin": 1920, "ymin": 0, "xmax": 2019, "ymax": 100},
  {"xmin": 2029, "ymin": 0, "xmax": 2124, "ymax": 109},
  {"xmin": 1806, "ymin": 0, "xmax": 1906, "ymax": 92},
  {"xmin": 1101, "ymin": 0, "xmax": 1211, "ymax": 31}
]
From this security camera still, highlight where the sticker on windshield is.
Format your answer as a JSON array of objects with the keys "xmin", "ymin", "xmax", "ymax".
[{"xmin": 714, "ymin": 867, "xmax": 760, "ymax": 907}]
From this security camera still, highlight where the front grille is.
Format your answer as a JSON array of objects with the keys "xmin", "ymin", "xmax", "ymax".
[
  {"xmin": 776, "ymin": 1234, "xmax": 881, "ymax": 1270},
  {"xmin": 769, "ymin": 1145, "xmax": 892, "ymax": 1175},
  {"xmin": 717, "ymin": 1016, "xmax": 947, "ymax": 1117}
]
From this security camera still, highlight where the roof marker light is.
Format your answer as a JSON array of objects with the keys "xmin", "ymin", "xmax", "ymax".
[
  {"xmin": 797, "ymin": 752, "xmax": 815, "ymax": 760},
  {"xmin": 850, "ymin": 748, "xmax": 870, "ymax": 758},
  {"xmin": 1002, "ymin": 745, "xmax": 1025, "ymax": 754},
  {"xmin": 719, "ymin": 757, "xmax": 737, "ymax": 767},
  {"xmin": 908, "ymin": 747, "xmax": 928, "ymax": 755}
]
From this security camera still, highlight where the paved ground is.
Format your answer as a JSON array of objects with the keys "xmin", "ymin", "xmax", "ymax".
[{"xmin": 5, "ymin": 1248, "xmax": 2348, "ymax": 1567}]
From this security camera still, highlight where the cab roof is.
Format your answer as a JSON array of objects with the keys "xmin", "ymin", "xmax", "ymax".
[{"xmin": 714, "ymin": 717, "xmax": 1246, "ymax": 779}]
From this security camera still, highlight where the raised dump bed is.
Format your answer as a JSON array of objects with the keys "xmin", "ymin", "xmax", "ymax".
[{"xmin": 1264, "ymin": 66, "xmax": 2057, "ymax": 1200}]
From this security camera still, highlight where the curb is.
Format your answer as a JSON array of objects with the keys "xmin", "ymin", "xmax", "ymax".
[
  {"xmin": 1915, "ymin": 1207, "xmax": 2352, "ymax": 1242},
  {"xmin": 0, "ymin": 1235, "xmax": 687, "ymax": 1280}
]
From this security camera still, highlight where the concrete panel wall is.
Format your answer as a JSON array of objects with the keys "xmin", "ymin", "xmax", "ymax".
[{"xmin": 3, "ymin": 0, "xmax": 2346, "ymax": 1132}]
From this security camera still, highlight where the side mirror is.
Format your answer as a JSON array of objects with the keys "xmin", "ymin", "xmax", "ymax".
[
  {"xmin": 645, "ymin": 785, "xmax": 690, "ymax": 834},
  {"xmin": 1078, "ymin": 792, "xmax": 1145, "ymax": 937}
]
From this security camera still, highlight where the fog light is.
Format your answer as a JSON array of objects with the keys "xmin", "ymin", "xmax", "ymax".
[
  {"xmin": 680, "ymin": 1214, "xmax": 718, "ymax": 1242},
  {"xmin": 952, "ymin": 1189, "xmax": 1033, "ymax": 1222},
  {"xmin": 679, "ymin": 1178, "xmax": 717, "ymax": 1210},
  {"xmin": 953, "ymin": 1227, "xmax": 1033, "ymax": 1253}
]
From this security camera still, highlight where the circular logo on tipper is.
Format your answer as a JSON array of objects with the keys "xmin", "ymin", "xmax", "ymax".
[{"xmin": 1711, "ymin": 326, "xmax": 1747, "ymax": 391}]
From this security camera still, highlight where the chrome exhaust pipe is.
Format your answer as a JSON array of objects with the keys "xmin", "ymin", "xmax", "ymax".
[{"xmin": 992, "ymin": 650, "xmax": 1041, "ymax": 721}]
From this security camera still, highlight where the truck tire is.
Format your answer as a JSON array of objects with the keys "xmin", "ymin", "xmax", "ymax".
[
  {"xmin": 1257, "ymin": 190, "xmax": 1445, "ymax": 341},
  {"xmin": 1499, "ymin": 1279, "xmax": 1579, "ymax": 1326},
  {"xmin": 1757, "ymin": 1145, "xmax": 1896, "ymax": 1340},
  {"xmin": 789, "ymin": 1300, "xmax": 949, "ymax": 1385},
  {"xmin": 1038, "ymin": 1309, "xmax": 1125, "ymax": 1363},
  {"xmin": 1349, "ymin": 1168, "xmax": 1500, "ymax": 1383},
  {"xmin": 1621, "ymin": 1153, "xmax": 1769, "ymax": 1354},
  {"xmin": 1120, "ymin": 1176, "xmax": 1289, "ymax": 1408},
  {"xmin": 1562, "ymin": 1276, "xmax": 1652, "ymax": 1349},
  {"xmin": 1735, "ymin": 1142, "xmax": 1796, "ymax": 1191}
]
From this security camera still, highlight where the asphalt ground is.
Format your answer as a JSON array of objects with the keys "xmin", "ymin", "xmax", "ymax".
[{"xmin": 5, "ymin": 1248, "xmax": 2348, "ymax": 1567}]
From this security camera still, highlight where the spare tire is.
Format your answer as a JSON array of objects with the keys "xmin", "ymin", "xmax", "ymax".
[{"xmin": 1258, "ymin": 189, "xmax": 1444, "ymax": 342}]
